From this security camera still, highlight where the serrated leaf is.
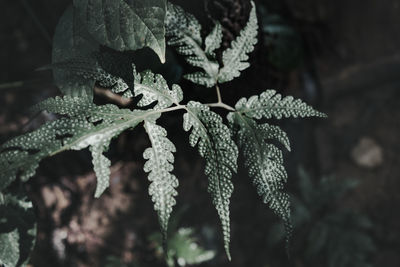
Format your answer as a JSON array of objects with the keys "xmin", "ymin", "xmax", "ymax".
[
  {"xmin": 228, "ymin": 113, "xmax": 292, "ymax": 244},
  {"xmin": 218, "ymin": 1, "xmax": 258, "ymax": 83},
  {"xmin": 166, "ymin": 3, "xmax": 219, "ymax": 87},
  {"xmin": 132, "ymin": 68, "xmax": 183, "ymax": 109},
  {"xmin": 235, "ymin": 90, "xmax": 327, "ymax": 119},
  {"xmin": 90, "ymin": 143, "xmax": 112, "ymax": 198},
  {"xmin": 49, "ymin": 56, "xmax": 129, "ymax": 95},
  {"xmin": 73, "ymin": 0, "xmax": 167, "ymax": 63},
  {"xmin": 52, "ymin": 5, "xmax": 98, "ymax": 99},
  {"xmin": 183, "ymin": 102, "xmax": 238, "ymax": 260},
  {"xmin": 165, "ymin": 2, "xmax": 201, "ymax": 44},
  {"xmin": 0, "ymin": 96, "xmax": 159, "ymax": 194},
  {"xmin": 143, "ymin": 120, "xmax": 179, "ymax": 242},
  {"xmin": 0, "ymin": 193, "xmax": 36, "ymax": 267},
  {"xmin": 183, "ymin": 68, "xmax": 219, "ymax": 88},
  {"xmin": 205, "ymin": 23, "xmax": 223, "ymax": 57}
]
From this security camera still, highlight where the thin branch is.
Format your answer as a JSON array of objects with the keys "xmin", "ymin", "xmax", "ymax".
[
  {"xmin": 207, "ymin": 84, "xmax": 235, "ymax": 111},
  {"xmin": 159, "ymin": 105, "xmax": 186, "ymax": 113},
  {"xmin": 216, "ymin": 84, "xmax": 222, "ymax": 103},
  {"xmin": 206, "ymin": 102, "xmax": 235, "ymax": 111}
]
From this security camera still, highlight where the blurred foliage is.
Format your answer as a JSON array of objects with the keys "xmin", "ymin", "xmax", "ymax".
[
  {"xmin": 0, "ymin": 192, "xmax": 36, "ymax": 267},
  {"xmin": 268, "ymin": 167, "xmax": 376, "ymax": 267},
  {"xmin": 105, "ymin": 256, "xmax": 138, "ymax": 267},
  {"xmin": 149, "ymin": 228, "xmax": 215, "ymax": 267},
  {"xmin": 105, "ymin": 210, "xmax": 215, "ymax": 267},
  {"xmin": 259, "ymin": 5, "xmax": 303, "ymax": 71}
]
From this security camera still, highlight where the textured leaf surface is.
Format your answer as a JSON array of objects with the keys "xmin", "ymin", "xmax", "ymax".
[
  {"xmin": 235, "ymin": 90, "xmax": 326, "ymax": 119},
  {"xmin": 205, "ymin": 23, "xmax": 223, "ymax": 57},
  {"xmin": 90, "ymin": 143, "xmax": 112, "ymax": 198},
  {"xmin": 166, "ymin": 3, "xmax": 219, "ymax": 87},
  {"xmin": 143, "ymin": 120, "xmax": 178, "ymax": 241},
  {"xmin": 0, "ymin": 193, "xmax": 36, "ymax": 267},
  {"xmin": 228, "ymin": 113, "xmax": 292, "ymax": 243},
  {"xmin": 183, "ymin": 102, "xmax": 238, "ymax": 259},
  {"xmin": 52, "ymin": 5, "xmax": 98, "ymax": 99},
  {"xmin": 50, "ymin": 56, "xmax": 129, "ymax": 95},
  {"xmin": 73, "ymin": 0, "xmax": 167, "ymax": 62},
  {"xmin": 132, "ymin": 68, "xmax": 183, "ymax": 109},
  {"xmin": 218, "ymin": 1, "xmax": 258, "ymax": 83},
  {"xmin": 0, "ymin": 96, "xmax": 158, "ymax": 195}
]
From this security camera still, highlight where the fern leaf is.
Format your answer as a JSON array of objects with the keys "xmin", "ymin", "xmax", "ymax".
[
  {"xmin": 0, "ymin": 193, "xmax": 36, "ymax": 267},
  {"xmin": 165, "ymin": 2, "xmax": 201, "ymax": 44},
  {"xmin": 133, "ymin": 68, "xmax": 183, "ymax": 109},
  {"xmin": 73, "ymin": 0, "xmax": 167, "ymax": 62},
  {"xmin": 229, "ymin": 113, "xmax": 292, "ymax": 243},
  {"xmin": 143, "ymin": 120, "xmax": 179, "ymax": 241},
  {"xmin": 52, "ymin": 5, "xmax": 98, "ymax": 99},
  {"xmin": 166, "ymin": 3, "xmax": 219, "ymax": 87},
  {"xmin": 32, "ymin": 95, "xmax": 135, "ymax": 122},
  {"xmin": 205, "ymin": 23, "xmax": 223, "ymax": 57},
  {"xmin": 235, "ymin": 90, "xmax": 327, "ymax": 119},
  {"xmin": 183, "ymin": 101, "xmax": 238, "ymax": 259},
  {"xmin": 90, "ymin": 143, "xmax": 112, "ymax": 198},
  {"xmin": 218, "ymin": 1, "xmax": 258, "ymax": 83},
  {"xmin": 184, "ymin": 71, "xmax": 219, "ymax": 88},
  {"xmin": 0, "ymin": 96, "xmax": 159, "ymax": 195},
  {"xmin": 50, "ymin": 57, "xmax": 129, "ymax": 94}
]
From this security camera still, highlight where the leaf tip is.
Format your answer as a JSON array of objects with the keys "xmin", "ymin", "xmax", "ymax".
[
  {"xmin": 159, "ymin": 54, "xmax": 166, "ymax": 64},
  {"xmin": 226, "ymin": 248, "xmax": 232, "ymax": 261},
  {"xmin": 156, "ymin": 45, "xmax": 166, "ymax": 64},
  {"xmin": 94, "ymin": 190, "xmax": 103, "ymax": 199}
]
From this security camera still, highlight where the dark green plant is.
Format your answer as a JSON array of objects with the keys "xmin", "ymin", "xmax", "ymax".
[
  {"xmin": 105, "ymin": 208, "xmax": 215, "ymax": 267},
  {"xmin": 0, "ymin": 193, "xmax": 36, "ymax": 267},
  {"xmin": 260, "ymin": 9, "xmax": 303, "ymax": 71},
  {"xmin": 268, "ymin": 168, "xmax": 376, "ymax": 267},
  {"xmin": 0, "ymin": 1, "xmax": 325, "ymax": 265},
  {"xmin": 149, "ymin": 227, "xmax": 215, "ymax": 267}
]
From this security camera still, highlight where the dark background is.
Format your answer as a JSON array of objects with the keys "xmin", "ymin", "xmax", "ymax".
[{"xmin": 1, "ymin": 0, "xmax": 400, "ymax": 266}]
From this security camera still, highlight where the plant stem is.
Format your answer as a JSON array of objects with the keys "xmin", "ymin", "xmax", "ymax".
[
  {"xmin": 206, "ymin": 102, "xmax": 235, "ymax": 111},
  {"xmin": 203, "ymin": 84, "xmax": 235, "ymax": 111},
  {"xmin": 216, "ymin": 84, "xmax": 222, "ymax": 103},
  {"xmin": 159, "ymin": 104, "xmax": 186, "ymax": 113}
]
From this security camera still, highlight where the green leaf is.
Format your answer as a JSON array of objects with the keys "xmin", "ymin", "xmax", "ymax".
[
  {"xmin": 0, "ymin": 193, "xmax": 36, "ymax": 267},
  {"xmin": 90, "ymin": 143, "xmax": 112, "ymax": 198},
  {"xmin": 183, "ymin": 102, "xmax": 238, "ymax": 260},
  {"xmin": 165, "ymin": 2, "xmax": 201, "ymax": 44},
  {"xmin": 143, "ymin": 120, "xmax": 179, "ymax": 242},
  {"xmin": 52, "ymin": 5, "xmax": 98, "ymax": 99},
  {"xmin": 218, "ymin": 1, "xmax": 258, "ymax": 83},
  {"xmin": 166, "ymin": 3, "xmax": 219, "ymax": 87},
  {"xmin": 228, "ymin": 113, "xmax": 292, "ymax": 245},
  {"xmin": 132, "ymin": 68, "xmax": 183, "ymax": 109},
  {"xmin": 235, "ymin": 89, "xmax": 326, "ymax": 120},
  {"xmin": 274, "ymin": 169, "xmax": 376, "ymax": 267},
  {"xmin": 0, "ymin": 96, "xmax": 159, "ymax": 194},
  {"xmin": 205, "ymin": 23, "xmax": 223, "ymax": 57},
  {"xmin": 150, "ymin": 228, "xmax": 216, "ymax": 267},
  {"xmin": 73, "ymin": 0, "xmax": 167, "ymax": 63},
  {"xmin": 49, "ymin": 56, "xmax": 129, "ymax": 96}
]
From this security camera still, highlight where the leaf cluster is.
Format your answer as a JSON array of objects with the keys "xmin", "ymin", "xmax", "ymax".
[{"xmin": 0, "ymin": 0, "xmax": 326, "ymax": 265}]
